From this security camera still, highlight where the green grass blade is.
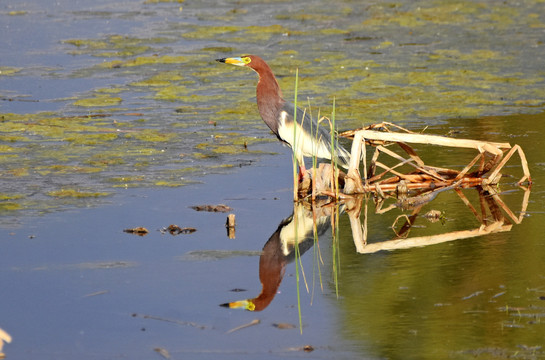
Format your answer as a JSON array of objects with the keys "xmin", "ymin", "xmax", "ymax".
[{"xmin": 292, "ymin": 69, "xmax": 299, "ymax": 201}]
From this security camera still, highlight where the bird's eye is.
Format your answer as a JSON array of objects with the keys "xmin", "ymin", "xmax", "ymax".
[{"xmin": 242, "ymin": 57, "xmax": 251, "ymax": 64}]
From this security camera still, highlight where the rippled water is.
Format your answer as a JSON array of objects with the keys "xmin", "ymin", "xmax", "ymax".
[{"xmin": 1, "ymin": 0, "xmax": 545, "ymax": 359}]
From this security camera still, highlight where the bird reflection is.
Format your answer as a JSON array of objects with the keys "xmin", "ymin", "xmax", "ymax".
[{"xmin": 221, "ymin": 201, "xmax": 336, "ymax": 311}]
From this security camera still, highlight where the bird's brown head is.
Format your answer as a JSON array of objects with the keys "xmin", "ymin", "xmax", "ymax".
[
  {"xmin": 215, "ymin": 55, "xmax": 266, "ymax": 72},
  {"xmin": 219, "ymin": 299, "xmax": 256, "ymax": 311}
]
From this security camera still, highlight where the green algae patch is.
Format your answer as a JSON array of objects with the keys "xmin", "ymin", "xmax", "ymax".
[
  {"xmin": 201, "ymin": 46, "xmax": 236, "ymax": 53},
  {"xmin": 0, "ymin": 144, "xmax": 16, "ymax": 152},
  {"xmin": 63, "ymin": 35, "xmax": 174, "ymax": 58},
  {"xmin": 130, "ymin": 71, "xmax": 182, "ymax": 87},
  {"xmin": 86, "ymin": 153, "xmax": 126, "ymax": 167},
  {"xmin": 154, "ymin": 180, "xmax": 184, "ymax": 187},
  {"xmin": 5, "ymin": 0, "xmax": 544, "ymax": 220},
  {"xmin": 38, "ymin": 165, "xmax": 104, "ymax": 175},
  {"xmin": 0, "ymin": 202, "xmax": 22, "ymax": 212},
  {"xmin": 7, "ymin": 10, "xmax": 28, "ymax": 16},
  {"xmin": 154, "ymin": 85, "xmax": 189, "ymax": 101},
  {"xmin": 144, "ymin": 0, "xmax": 184, "ymax": 3},
  {"xmin": 211, "ymin": 145, "xmax": 244, "ymax": 155},
  {"xmin": 124, "ymin": 129, "xmax": 176, "ymax": 142},
  {"xmin": 65, "ymin": 133, "xmax": 119, "ymax": 145},
  {"xmin": 47, "ymin": 189, "xmax": 110, "ymax": 198},
  {"xmin": 125, "ymin": 148, "xmax": 164, "ymax": 156},
  {"xmin": 182, "ymin": 24, "xmax": 300, "ymax": 42},
  {"xmin": 0, "ymin": 66, "xmax": 22, "ymax": 76},
  {"xmin": 95, "ymin": 87, "xmax": 124, "ymax": 94},
  {"xmin": 98, "ymin": 55, "xmax": 188, "ymax": 69},
  {"xmin": 182, "ymin": 25, "xmax": 241, "ymax": 40},
  {"xmin": 0, "ymin": 193, "xmax": 24, "ymax": 201},
  {"xmin": 74, "ymin": 94, "xmax": 122, "ymax": 107},
  {"xmin": 275, "ymin": 13, "xmax": 336, "ymax": 22},
  {"xmin": 7, "ymin": 168, "xmax": 30, "ymax": 177}
]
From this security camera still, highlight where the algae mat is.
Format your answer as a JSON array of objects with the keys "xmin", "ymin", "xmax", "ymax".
[{"xmin": 1, "ymin": 0, "xmax": 544, "ymax": 216}]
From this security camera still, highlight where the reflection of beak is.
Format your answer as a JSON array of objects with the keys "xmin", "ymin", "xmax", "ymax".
[
  {"xmin": 216, "ymin": 57, "xmax": 246, "ymax": 67},
  {"xmin": 220, "ymin": 299, "xmax": 255, "ymax": 311}
]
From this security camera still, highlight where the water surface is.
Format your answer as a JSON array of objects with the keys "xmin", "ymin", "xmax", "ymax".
[{"xmin": 1, "ymin": 0, "xmax": 545, "ymax": 359}]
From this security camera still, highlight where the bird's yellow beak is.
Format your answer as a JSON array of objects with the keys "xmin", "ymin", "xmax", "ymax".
[
  {"xmin": 219, "ymin": 299, "xmax": 256, "ymax": 311},
  {"xmin": 216, "ymin": 57, "xmax": 248, "ymax": 67}
]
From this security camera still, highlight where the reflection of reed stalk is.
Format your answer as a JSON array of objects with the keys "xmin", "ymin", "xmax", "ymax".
[
  {"xmin": 291, "ymin": 73, "xmax": 342, "ymax": 331},
  {"xmin": 312, "ymin": 204, "xmax": 324, "ymax": 305},
  {"xmin": 292, "ymin": 69, "xmax": 304, "ymax": 332},
  {"xmin": 331, "ymin": 202, "xmax": 340, "ymax": 298}
]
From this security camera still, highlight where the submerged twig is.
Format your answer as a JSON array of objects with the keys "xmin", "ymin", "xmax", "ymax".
[
  {"xmin": 226, "ymin": 319, "xmax": 260, "ymax": 334},
  {"xmin": 132, "ymin": 313, "xmax": 208, "ymax": 330}
]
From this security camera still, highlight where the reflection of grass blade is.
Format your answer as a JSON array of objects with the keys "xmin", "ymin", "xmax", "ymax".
[
  {"xmin": 331, "ymin": 204, "xmax": 340, "ymax": 298},
  {"xmin": 293, "ymin": 203, "xmax": 303, "ymax": 334},
  {"xmin": 291, "ymin": 70, "xmax": 303, "ymax": 332},
  {"xmin": 311, "ymin": 207, "xmax": 324, "ymax": 305}
]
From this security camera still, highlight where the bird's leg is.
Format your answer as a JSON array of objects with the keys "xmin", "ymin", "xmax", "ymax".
[{"xmin": 298, "ymin": 160, "xmax": 308, "ymax": 182}]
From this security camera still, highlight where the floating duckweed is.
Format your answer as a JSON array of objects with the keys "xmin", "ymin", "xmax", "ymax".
[
  {"xmin": 245, "ymin": 24, "xmax": 295, "ymax": 35},
  {"xmin": 373, "ymin": 41, "xmax": 394, "ymax": 50},
  {"xmin": 0, "ymin": 202, "xmax": 22, "ymax": 211},
  {"xmin": 211, "ymin": 145, "xmax": 243, "ymax": 154},
  {"xmin": 8, "ymin": 168, "xmax": 29, "ymax": 177},
  {"xmin": 182, "ymin": 25, "xmax": 240, "ymax": 39},
  {"xmin": 193, "ymin": 152, "xmax": 209, "ymax": 159},
  {"xmin": 130, "ymin": 71, "xmax": 182, "ymax": 87},
  {"xmin": 229, "ymin": 135, "xmax": 262, "ymax": 146},
  {"xmin": 63, "ymin": 38, "xmax": 109, "ymax": 48},
  {"xmin": 183, "ymin": 24, "xmax": 298, "ymax": 42},
  {"xmin": 154, "ymin": 85, "xmax": 188, "ymax": 100},
  {"xmin": 47, "ymin": 189, "xmax": 110, "ymax": 198},
  {"xmin": 320, "ymin": 28, "xmax": 348, "ymax": 35},
  {"xmin": 8, "ymin": 10, "xmax": 27, "ymax": 15},
  {"xmin": 74, "ymin": 94, "xmax": 122, "ymax": 107},
  {"xmin": 213, "ymin": 164, "xmax": 235, "ymax": 169},
  {"xmin": 0, "ymin": 193, "xmax": 24, "ymax": 201},
  {"xmin": 63, "ymin": 35, "xmax": 174, "ymax": 57},
  {"xmin": 124, "ymin": 129, "xmax": 176, "ymax": 142},
  {"xmin": 280, "ymin": 50, "xmax": 299, "ymax": 56},
  {"xmin": 39, "ymin": 165, "xmax": 104, "ymax": 174},
  {"xmin": 109, "ymin": 176, "xmax": 145, "ymax": 183},
  {"xmin": 201, "ymin": 46, "xmax": 236, "ymax": 53},
  {"xmin": 126, "ymin": 148, "xmax": 163, "ymax": 155},
  {"xmin": 144, "ymin": 0, "xmax": 184, "ymax": 3},
  {"xmin": 64, "ymin": 133, "xmax": 119, "ymax": 145},
  {"xmin": 95, "ymin": 87, "xmax": 124, "ymax": 94},
  {"xmin": 98, "ymin": 55, "xmax": 187, "ymax": 69},
  {"xmin": 2, "ymin": 0, "xmax": 543, "ymax": 219},
  {"xmin": 86, "ymin": 154, "xmax": 126, "ymax": 166},
  {"xmin": 154, "ymin": 181, "xmax": 184, "ymax": 187},
  {"xmin": 0, "ymin": 144, "xmax": 16, "ymax": 152},
  {"xmin": 94, "ymin": 47, "xmax": 151, "ymax": 58},
  {"xmin": 275, "ymin": 13, "xmax": 335, "ymax": 22},
  {"xmin": 0, "ymin": 66, "xmax": 22, "ymax": 76}
]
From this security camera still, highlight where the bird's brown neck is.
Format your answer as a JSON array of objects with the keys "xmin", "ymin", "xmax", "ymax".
[{"xmin": 255, "ymin": 66, "xmax": 285, "ymax": 135}]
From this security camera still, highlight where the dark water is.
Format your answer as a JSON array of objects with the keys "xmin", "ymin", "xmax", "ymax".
[{"xmin": 1, "ymin": 0, "xmax": 545, "ymax": 359}]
